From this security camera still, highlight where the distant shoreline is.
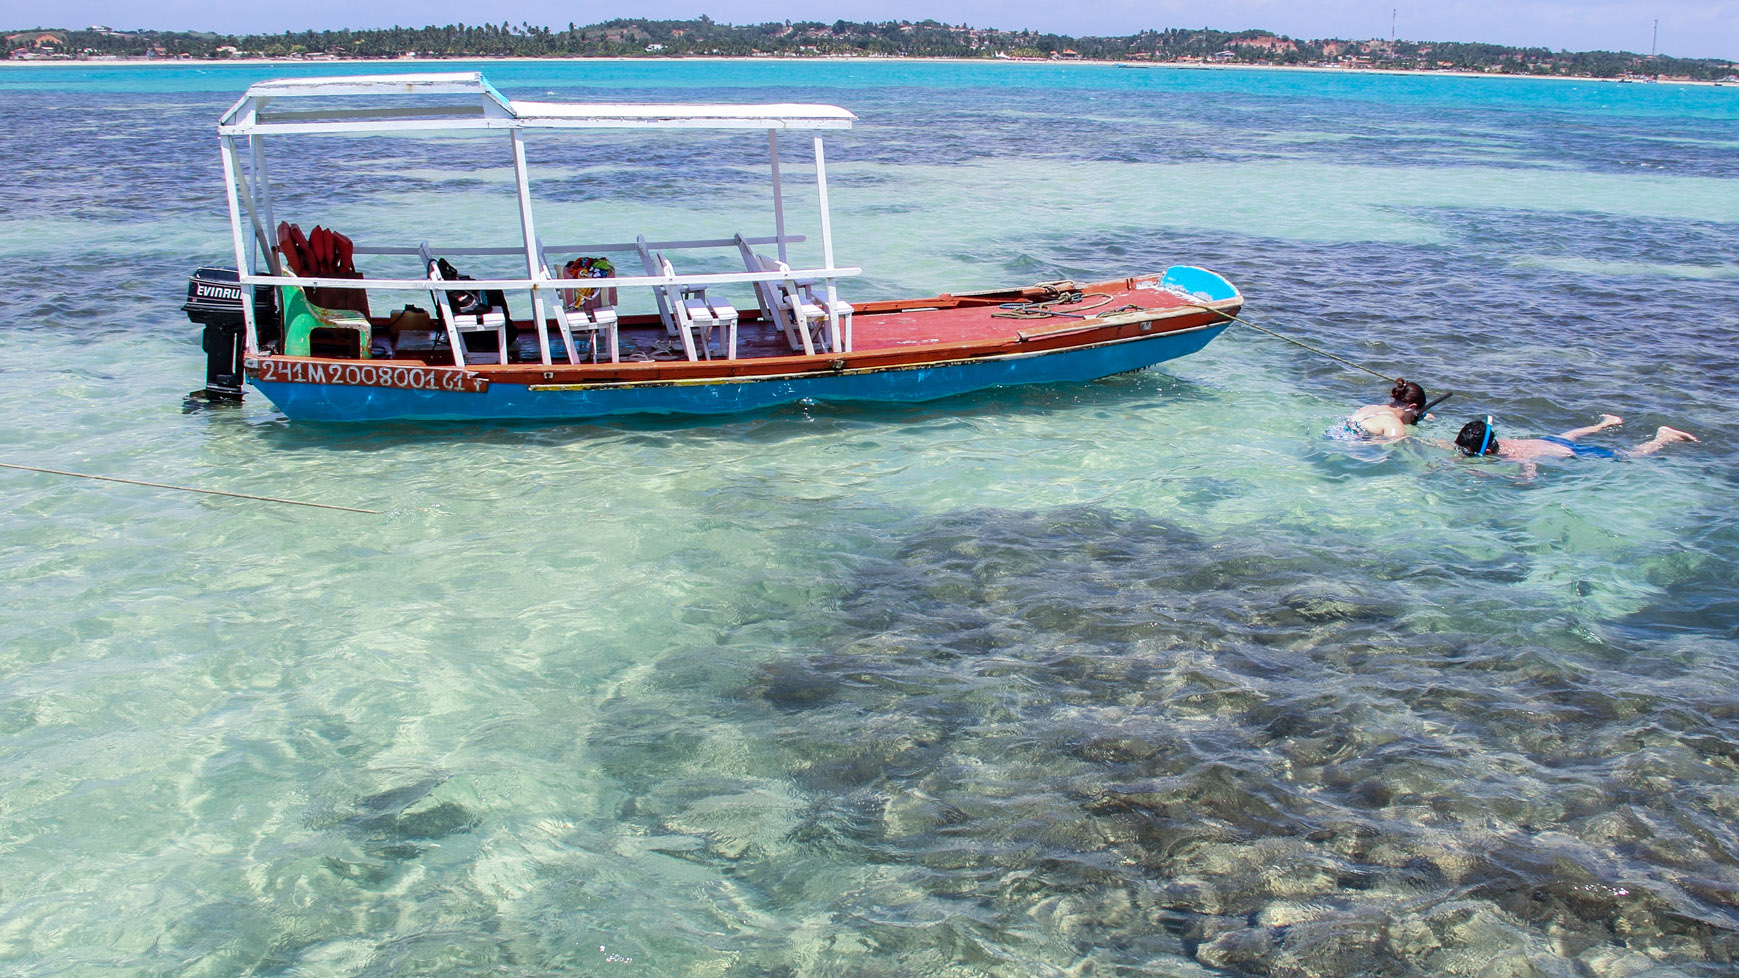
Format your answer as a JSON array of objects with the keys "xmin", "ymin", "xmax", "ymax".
[{"xmin": 1, "ymin": 55, "xmax": 1732, "ymax": 88}]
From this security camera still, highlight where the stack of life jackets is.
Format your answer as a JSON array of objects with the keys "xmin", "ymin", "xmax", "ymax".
[{"xmin": 276, "ymin": 222, "xmax": 369, "ymax": 317}]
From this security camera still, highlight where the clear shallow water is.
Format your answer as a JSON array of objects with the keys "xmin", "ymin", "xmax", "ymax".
[{"xmin": 1, "ymin": 60, "xmax": 1737, "ymax": 977}]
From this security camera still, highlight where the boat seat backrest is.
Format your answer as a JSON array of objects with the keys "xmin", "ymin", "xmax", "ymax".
[
  {"xmin": 655, "ymin": 255, "xmax": 699, "ymax": 322},
  {"xmin": 756, "ymin": 253, "xmax": 821, "ymax": 304},
  {"xmin": 636, "ymin": 234, "xmax": 678, "ymax": 335},
  {"xmin": 734, "ymin": 233, "xmax": 783, "ymax": 325},
  {"xmin": 748, "ymin": 250, "xmax": 851, "ymax": 355},
  {"xmin": 280, "ymin": 283, "xmax": 372, "ymax": 358},
  {"xmin": 424, "ymin": 255, "xmax": 460, "ymax": 325},
  {"xmin": 657, "ymin": 254, "xmax": 704, "ymax": 360},
  {"xmin": 533, "ymin": 240, "xmax": 619, "ymax": 363},
  {"xmin": 533, "ymin": 241, "xmax": 572, "ymax": 312},
  {"xmin": 655, "ymin": 254, "xmax": 740, "ymax": 361},
  {"xmin": 420, "ymin": 242, "xmax": 508, "ymax": 364},
  {"xmin": 417, "ymin": 243, "xmax": 453, "ymax": 323}
]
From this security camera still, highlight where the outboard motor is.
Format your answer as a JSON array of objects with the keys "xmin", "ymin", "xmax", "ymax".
[{"xmin": 182, "ymin": 266, "xmax": 280, "ymax": 403}]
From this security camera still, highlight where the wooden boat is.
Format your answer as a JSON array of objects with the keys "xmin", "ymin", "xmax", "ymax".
[{"xmin": 187, "ymin": 72, "xmax": 1242, "ymax": 422}]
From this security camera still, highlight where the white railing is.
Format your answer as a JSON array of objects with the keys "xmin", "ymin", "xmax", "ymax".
[
  {"xmin": 243, "ymin": 261, "xmax": 861, "ymax": 365},
  {"xmin": 348, "ymin": 234, "xmax": 805, "ymax": 258},
  {"xmin": 245, "ymin": 233, "xmax": 856, "ymax": 364},
  {"xmin": 238, "ymin": 265, "xmax": 859, "ymax": 293},
  {"xmin": 253, "ymin": 234, "xmax": 836, "ymax": 292}
]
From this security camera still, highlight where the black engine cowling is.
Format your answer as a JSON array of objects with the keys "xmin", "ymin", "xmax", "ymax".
[{"xmin": 183, "ymin": 267, "xmax": 281, "ymax": 403}]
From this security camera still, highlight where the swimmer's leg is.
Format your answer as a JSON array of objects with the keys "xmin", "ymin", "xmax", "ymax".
[
  {"xmin": 1628, "ymin": 426, "xmax": 1698, "ymax": 456},
  {"xmin": 1559, "ymin": 414, "xmax": 1624, "ymax": 441}
]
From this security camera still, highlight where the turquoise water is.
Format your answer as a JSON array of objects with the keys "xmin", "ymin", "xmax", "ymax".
[{"xmin": 2, "ymin": 60, "xmax": 1737, "ymax": 977}]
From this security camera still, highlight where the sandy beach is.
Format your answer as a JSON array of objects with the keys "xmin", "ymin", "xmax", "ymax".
[{"xmin": 2, "ymin": 53, "xmax": 1731, "ymax": 86}]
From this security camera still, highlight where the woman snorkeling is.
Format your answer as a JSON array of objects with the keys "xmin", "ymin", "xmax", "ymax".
[{"xmin": 1341, "ymin": 379, "xmax": 1432, "ymax": 442}]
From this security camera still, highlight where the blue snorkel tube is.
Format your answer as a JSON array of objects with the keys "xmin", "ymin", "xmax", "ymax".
[{"xmin": 1476, "ymin": 415, "xmax": 1494, "ymax": 456}]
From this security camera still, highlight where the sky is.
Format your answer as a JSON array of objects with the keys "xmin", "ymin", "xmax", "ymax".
[{"xmin": 4, "ymin": 0, "xmax": 1736, "ymax": 60}]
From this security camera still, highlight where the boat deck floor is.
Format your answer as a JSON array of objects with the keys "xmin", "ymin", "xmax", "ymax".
[
  {"xmin": 318, "ymin": 277, "xmax": 1204, "ymax": 365},
  {"xmin": 853, "ymin": 279, "xmax": 1195, "ymax": 347}
]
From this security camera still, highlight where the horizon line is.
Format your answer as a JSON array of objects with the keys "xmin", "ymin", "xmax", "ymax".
[{"xmin": 6, "ymin": 19, "xmax": 1734, "ymax": 64}]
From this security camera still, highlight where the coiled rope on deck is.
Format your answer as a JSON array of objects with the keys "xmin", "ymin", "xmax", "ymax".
[
  {"xmin": 993, "ymin": 289, "xmax": 1129, "ymax": 320},
  {"xmin": 0, "ymin": 461, "xmax": 380, "ymax": 514}
]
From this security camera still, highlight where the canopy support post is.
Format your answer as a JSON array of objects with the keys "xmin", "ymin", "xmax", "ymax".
[
  {"xmin": 229, "ymin": 142, "xmax": 273, "ymax": 278},
  {"xmin": 769, "ymin": 129, "xmax": 788, "ymax": 264},
  {"xmin": 510, "ymin": 129, "xmax": 551, "ymax": 366},
  {"xmin": 813, "ymin": 136, "xmax": 841, "ymax": 354},
  {"xmin": 219, "ymin": 135, "xmax": 260, "ymax": 357},
  {"xmin": 249, "ymin": 135, "xmax": 281, "ymax": 275}
]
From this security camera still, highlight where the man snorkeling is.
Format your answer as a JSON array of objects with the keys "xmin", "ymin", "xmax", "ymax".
[
  {"xmin": 1454, "ymin": 414, "xmax": 1697, "ymax": 474},
  {"xmin": 1343, "ymin": 379, "xmax": 1432, "ymax": 442}
]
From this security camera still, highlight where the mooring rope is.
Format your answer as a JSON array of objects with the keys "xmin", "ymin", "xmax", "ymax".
[
  {"xmin": 1187, "ymin": 304, "xmax": 1399, "ymax": 383},
  {"xmin": 0, "ymin": 461, "xmax": 380, "ymax": 514},
  {"xmin": 999, "ymin": 286, "xmax": 1403, "ymax": 383}
]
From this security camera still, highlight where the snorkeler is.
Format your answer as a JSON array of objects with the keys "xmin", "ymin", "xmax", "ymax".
[
  {"xmin": 1342, "ymin": 379, "xmax": 1433, "ymax": 442},
  {"xmin": 1454, "ymin": 414, "xmax": 1697, "ymax": 473}
]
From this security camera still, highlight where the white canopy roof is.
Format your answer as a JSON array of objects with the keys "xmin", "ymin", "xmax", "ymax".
[{"xmin": 218, "ymin": 71, "xmax": 856, "ymax": 136}]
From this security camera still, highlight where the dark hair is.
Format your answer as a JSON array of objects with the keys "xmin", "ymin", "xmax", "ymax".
[
  {"xmin": 1455, "ymin": 418, "xmax": 1497, "ymax": 456},
  {"xmin": 1389, "ymin": 379, "xmax": 1427, "ymax": 424}
]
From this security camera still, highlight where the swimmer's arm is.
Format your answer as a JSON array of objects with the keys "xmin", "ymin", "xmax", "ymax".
[{"xmin": 1559, "ymin": 414, "xmax": 1623, "ymax": 440}]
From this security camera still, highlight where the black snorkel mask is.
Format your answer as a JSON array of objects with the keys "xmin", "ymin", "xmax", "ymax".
[{"xmin": 1402, "ymin": 391, "xmax": 1452, "ymax": 426}]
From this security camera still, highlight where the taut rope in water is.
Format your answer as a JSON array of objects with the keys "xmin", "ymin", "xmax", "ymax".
[
  {"xmin": 0, "ymin": 461, "xmax": 380, "ymax": 514},
  {"xmin": 999, "ymin": 288, "xmax": 1410, "ymax": 385},
  {"xmin": 1184, "ymin": 303, "xmax": 1457, "ymax": 414},
  {"xmin": 1187, "ymin": 304, "xmax": 1399, "ymax": 383}
]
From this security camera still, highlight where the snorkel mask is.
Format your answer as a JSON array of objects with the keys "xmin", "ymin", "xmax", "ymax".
[
  {"xmin": 1456, "ymin": 416, "xmax": 1495, "ymax": 456},
  {"xmin": 1420, "ymin": 390, "xmax": 1455, "ymax": 419}
]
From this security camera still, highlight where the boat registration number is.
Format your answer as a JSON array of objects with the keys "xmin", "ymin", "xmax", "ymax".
[{"xmin": 248, "ymin": 358, "xmax": 489, "ymax": 393}]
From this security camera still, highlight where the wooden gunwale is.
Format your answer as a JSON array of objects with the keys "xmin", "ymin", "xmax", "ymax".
[{"xmin": 246, "ymin": 293, "xmax": 1240, "ymax": 392}]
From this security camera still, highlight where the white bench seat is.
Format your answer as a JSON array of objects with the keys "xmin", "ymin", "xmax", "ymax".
[{"xmin": 419, "ymin": 243, "xmax": 509, "ymax": 365}]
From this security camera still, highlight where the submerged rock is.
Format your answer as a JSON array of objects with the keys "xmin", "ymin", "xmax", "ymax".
[{"xmin": 749, "ymin": 658, "xmax": 840, "ymax": 712}]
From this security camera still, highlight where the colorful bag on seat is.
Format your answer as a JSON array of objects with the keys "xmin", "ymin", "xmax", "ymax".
[{"xmin": 562, "ymin": 256, "xmax": 617, "ymax": 312}]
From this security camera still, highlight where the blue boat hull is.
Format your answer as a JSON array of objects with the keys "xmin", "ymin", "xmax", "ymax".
[{"xmin": 251, "ymin": 322, "xmax": 1230, "ymax": 423}]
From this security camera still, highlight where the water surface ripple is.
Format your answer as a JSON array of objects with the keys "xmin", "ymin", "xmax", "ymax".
[{"xmin": 1, "ymin": 60, "xmax": 1737, "ymax": 978}]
